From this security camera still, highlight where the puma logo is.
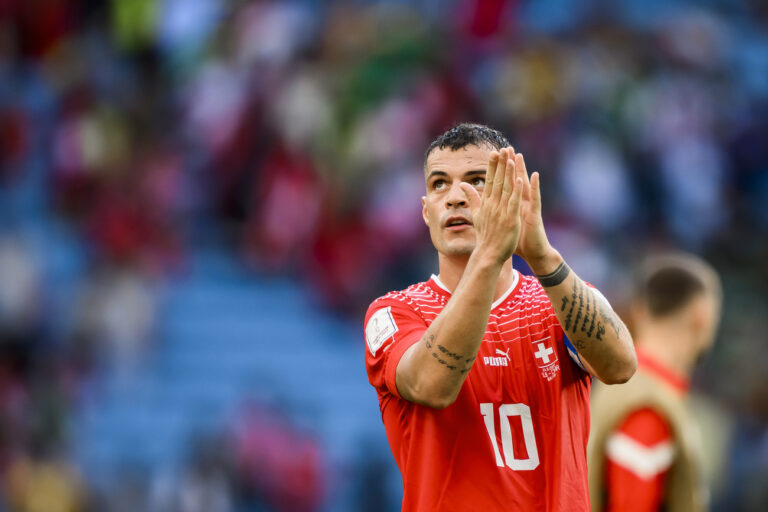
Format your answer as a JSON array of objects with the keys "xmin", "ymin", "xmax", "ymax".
[{"xmin": 484, "ymin": 347, "xmax": 511, "ymax": 367}]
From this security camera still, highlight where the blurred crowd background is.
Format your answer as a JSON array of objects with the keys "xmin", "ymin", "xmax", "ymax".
[{"xmin": 0, "ymin": 0, "xmax": 767, "ymax": 510}]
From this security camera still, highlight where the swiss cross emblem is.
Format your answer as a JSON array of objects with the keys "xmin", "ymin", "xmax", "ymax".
[
  {"xmin": 534, "ymin": 343, "xmax": 553, "ymax": 364},
  {"xmin": 532, "ymin": 337, "xmax": 559, "ymax": 381}
]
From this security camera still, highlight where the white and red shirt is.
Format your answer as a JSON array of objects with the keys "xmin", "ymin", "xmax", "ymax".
[{"xmin": 364, "ymin": 271, "xmax": 593, "ymax": 511}]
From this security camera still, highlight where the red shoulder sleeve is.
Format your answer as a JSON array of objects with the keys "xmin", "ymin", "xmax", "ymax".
[
  {"xmin": 363, "ymin": 297, "xmax": 427, "ymax": 399},
  {"xmin": 604, "ymin": 407, "xmax": 675, "ymax": 512}
]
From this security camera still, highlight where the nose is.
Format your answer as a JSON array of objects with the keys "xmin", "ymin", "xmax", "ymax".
[{"xmin": 445, "ymin": 181, "xmax": 468, "ymax": 209}]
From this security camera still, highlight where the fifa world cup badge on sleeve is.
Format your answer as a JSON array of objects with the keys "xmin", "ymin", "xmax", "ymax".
[{"xmin": 366, "ymin": 307, "xmax": 399, "ymax": 356}]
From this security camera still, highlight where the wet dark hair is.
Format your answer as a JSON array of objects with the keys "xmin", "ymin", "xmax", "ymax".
[
  {"xmin": 636, "ymin": 254, "xmax": 721, "ymax": 318},
  {"xmin": 424, "ymin": 123, "xmax": 510, "ymax": 162}
]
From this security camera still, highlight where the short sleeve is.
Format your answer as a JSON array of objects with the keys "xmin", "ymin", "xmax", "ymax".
[
  {"xmin": 364, "ymin": 298, "xmax": 427, "ymax": 398},
  {"xmin": 604, "ymin": 408, "xmax": 674, "ymax": 512}
]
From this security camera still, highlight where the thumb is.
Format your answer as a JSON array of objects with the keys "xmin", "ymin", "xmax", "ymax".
[{"xmin": 459, "ymin": 183, "xmax": 482, "ymax": 214}]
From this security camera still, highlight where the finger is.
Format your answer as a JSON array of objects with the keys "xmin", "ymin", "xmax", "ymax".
[
  {"xmin": 515, "ymin": 153, "xmax": 530, "ymax": 186},
  {"xmin": 530, "ymin": 171, "xmax": 542, "ymax": 215},
  {"xmin": 483, "ymin": 151, "xmax": 499, "ymax": 200},
  {"xmin": 491, "ymin": 148, "xmax": 508, "ymax": 203},
  {"xmin": 508, "ymin": 177, "xmax": 524, "ymax": 218},
  {"xmin": 515, "ymin": 153, "xmax": 532, "ymax": 202},
  {"xmin": 500, "ymin": 156, "xmax": 515, "ymax": 204},
  {"xmin": 459, "ymin": 182, "xmax": 482, "ymax": 214}
]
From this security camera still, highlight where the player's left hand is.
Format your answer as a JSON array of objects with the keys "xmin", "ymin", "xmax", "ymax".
[{"xmin": 510, "ymin": 150, "xmax": 557, "ymax": 270}]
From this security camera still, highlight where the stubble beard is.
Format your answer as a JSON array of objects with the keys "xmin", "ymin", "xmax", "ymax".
[{"xmin": 435, "ymin": 233, "xmax": 476, "ymax": 258}]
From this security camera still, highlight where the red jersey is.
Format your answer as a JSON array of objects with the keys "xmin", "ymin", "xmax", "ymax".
[{"xmin": 364, "ymin": 271, "xmax": 593, "ymax": 512}]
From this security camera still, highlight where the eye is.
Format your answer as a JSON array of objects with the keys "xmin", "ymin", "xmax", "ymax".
[
  {"xmin": 469, "ymin": 176, "xmax": 485, "ymax": 188},
  {"xmin": 431, "ymin": 179, "xmax": 447, "ymax": 191}
]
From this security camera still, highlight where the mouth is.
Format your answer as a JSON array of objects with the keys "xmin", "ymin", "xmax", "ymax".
[{"xmin": 444, "ymin": 215, "xmax": 473, "ymax": 232}]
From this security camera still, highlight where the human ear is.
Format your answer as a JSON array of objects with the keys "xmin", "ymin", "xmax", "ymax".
[{"xmin": 689, "ymin": 297, "xmax": 716, "ymax": 351}]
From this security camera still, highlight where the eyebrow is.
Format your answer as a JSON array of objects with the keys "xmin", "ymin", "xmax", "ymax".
[{"xmin": 425, "ymin": 169, "xmax": 486, "ymax": 181}]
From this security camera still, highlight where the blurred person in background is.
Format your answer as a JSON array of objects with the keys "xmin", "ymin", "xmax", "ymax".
[
  {"xmin": 364, "ymin": 123, "xmax": 636, "ymax": 511},
  {"xmin": 588, "ymin": 253, "xmax": 722, "ymax": 512},
  {"xmin": 228, "ymin": 401, "xmax": 324, "ymax": 512},
  {"xmin": 151, "ymin": 435, "xmax": 235, "ymax": 512},
  {"xmin": 69, "ymin": 263, "xmax": 157, "ymax": 373},
  {"xmin": 4, "ymin": 440, "xmax": 85, "ymax": 512}
]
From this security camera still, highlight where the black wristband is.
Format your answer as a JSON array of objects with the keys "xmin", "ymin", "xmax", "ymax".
[{"xmin": 536, "ymin": 262, "xmax": 571, "ymax": 287}]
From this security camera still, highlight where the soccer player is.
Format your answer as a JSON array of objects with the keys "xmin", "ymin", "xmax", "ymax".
[
  {"xmin": 364, "ymin": 123, "xmax": 637, "ymax": 511},
  {"xmin": 588, "ymin": 254, "xmax": 722, "ymax": 512}
]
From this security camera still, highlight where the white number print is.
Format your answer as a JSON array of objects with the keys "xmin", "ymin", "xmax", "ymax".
[{"xmin": 480, "ymin": 402, "xmax": 540, "ymax": 471}]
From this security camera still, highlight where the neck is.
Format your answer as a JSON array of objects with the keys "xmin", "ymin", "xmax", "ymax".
[
  {"xmin": 635, "ymin": 321, "xmax": 698, "ymax": 378},
  {"xmin": 437, "ymin": 252, "xmax": 515, "ymax": 302}
]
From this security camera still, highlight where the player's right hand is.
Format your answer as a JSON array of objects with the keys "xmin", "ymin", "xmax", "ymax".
[{"xmin": 460, "ymin": 147, "xmax": 523, "ymax": 266}]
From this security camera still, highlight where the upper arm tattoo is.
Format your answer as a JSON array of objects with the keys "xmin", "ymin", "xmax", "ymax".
[{"xmin": 422, "ymin": 330, "xmax": 476, "ymax": 373}]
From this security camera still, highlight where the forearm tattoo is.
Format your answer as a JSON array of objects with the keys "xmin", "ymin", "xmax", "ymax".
[
  {"xmin": 423, "ymin": 331, "xmax": 476, "ymax": 373},
  {"xmin": 536, "ymin": 262, "xmax": 571, "ymax": 288},
  {"xmin": 560, "ymin": 279, "xmax": 617, "ymax": 350},
  {"xmin": 598, "ymin": 297, "xmax": 623, "ymax": 338}
]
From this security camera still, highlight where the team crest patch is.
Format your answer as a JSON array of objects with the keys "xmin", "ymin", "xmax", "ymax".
[
  {"xmin": 532, "ymin": 337, "xmax": 560, "ymax": 381},
  {"xmin": 366, "ymin": 307, "xmax": 398, "ymax": 356}
]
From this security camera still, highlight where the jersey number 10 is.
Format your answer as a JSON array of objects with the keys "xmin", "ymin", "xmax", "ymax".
[{"xmin": 480, "ymin": 403, "xmax": 540, "ymax": 470}]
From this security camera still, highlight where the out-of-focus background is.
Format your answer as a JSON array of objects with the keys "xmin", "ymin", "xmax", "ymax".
[{"xmin": 0, "ymin": 0, "xmax": 766, "ymax": 510}]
